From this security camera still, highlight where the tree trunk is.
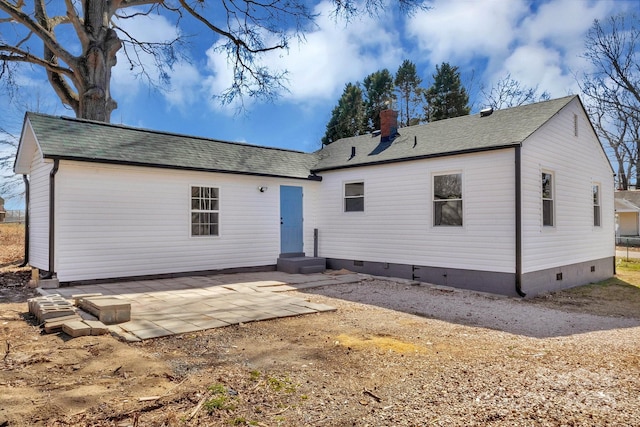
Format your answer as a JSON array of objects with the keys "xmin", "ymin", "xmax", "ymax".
[
  {"xmin": 618, "ymin": 158, "xmax": 628, "ymax": 190},
  {"xmin": 78, "ymin": 0, "xmax": 122, "ymax": 122}
]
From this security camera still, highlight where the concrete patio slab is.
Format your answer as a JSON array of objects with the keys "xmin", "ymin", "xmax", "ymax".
[{"xmin": 38, "ymin": 271, "xmax": 362, "ymax": 341}]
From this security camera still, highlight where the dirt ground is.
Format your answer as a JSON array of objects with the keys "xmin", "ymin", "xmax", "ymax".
[{"xmin": 1, "ymin": 226, "xmax": 640, "ymax": 426}]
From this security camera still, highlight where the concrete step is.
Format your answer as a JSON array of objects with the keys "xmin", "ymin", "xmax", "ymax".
[{"xmin": 277, "ymin": 256, "xmax": 326, "ymax": 274}]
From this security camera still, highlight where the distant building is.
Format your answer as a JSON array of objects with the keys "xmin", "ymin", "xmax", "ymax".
[{"xmin": 614, "ymin": 191, "xmax": 640, "ymax": 237}]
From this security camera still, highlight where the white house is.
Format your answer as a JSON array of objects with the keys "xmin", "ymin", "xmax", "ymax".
[
  {"xmin": 14, "ymin": 95, "xmax": 615, "ymax": 296},
  {"xmin": 614, "ymin": 191, "xmax": 640, "ymax": 238}
]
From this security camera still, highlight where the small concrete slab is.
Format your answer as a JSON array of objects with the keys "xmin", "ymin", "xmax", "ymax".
[
  {"xmin": 78, "ymin": 297, "xmax": 131, "ymax": 324},
  {"xmin": 43, "ymin": 315, "xmax": 83, "ymax": 333},
  {"xmin": 83, "ymin": 320, "xmax": 110, "ymax": 335},
  {"xmin": 62, "ymin": 320, "xmax": 92, "ymax": 338}
]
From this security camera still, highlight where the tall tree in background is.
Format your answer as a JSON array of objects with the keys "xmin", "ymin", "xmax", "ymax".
[
  {"xmin": 0, "ymin": 0, "xmax": 425, "ymax": 123},
  {"xmin": 321, "ymin": 83, "xmax": 366, "ymax": 145},
  {"xmin": 363, "ymin": 69, "xmax": 396, "ymax": 131},
  {"xmin": 424, "ymin": 62, "xmax": 470, "ymax": 122},
  {"xmin": 394, "ymin": 59, "xmax": 423, "ymax": 127},
  {"xmin": 482, "ymin": 73, "xmax": 550, "ymax": 109},
  {"xmin": 581, "ymin": 13, "xmax": 640, "ymax": 190},
  {"xmin": 0, "ymin": 125, "xmax": 19, "ymax": 203}
]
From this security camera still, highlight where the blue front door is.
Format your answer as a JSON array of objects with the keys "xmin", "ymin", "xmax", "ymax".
[{"xmin": 280, "ymin": 185, "xmax": 303, "ymax": 254}]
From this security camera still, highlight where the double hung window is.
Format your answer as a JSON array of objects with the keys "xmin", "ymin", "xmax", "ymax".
[
  {"xmin": 433, "ymin": 173, "xmax": 463, "ymax": 226},
  {"xmin": 191, "ymin": 186, "xmax": 219, "ymax": 236},
  {"xmin": 344, "ymin": 182, "xmax": 364, "ymax": 212},
  {"xmin": 542, "ymin": 172, "xmax": 554, "ymax": 227},
  {"xmin": 593, "ymin": 184, "xmax": 601, "ymax": 227}
]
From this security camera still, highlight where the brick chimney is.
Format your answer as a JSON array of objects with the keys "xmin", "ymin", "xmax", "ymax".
[{"xmin": 380, "ymin": 109, "xmax": 398, "ymax": 142}]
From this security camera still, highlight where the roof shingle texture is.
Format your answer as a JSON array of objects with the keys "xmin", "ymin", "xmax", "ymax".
[
  {"xmin": 313, "ymin": 95, "xmax": 576, "ymax": 171},
  {"xmin": 27, "ymin": 113, "xmax": 318, "ymax": 179},
  {"xmin": 26, "ymin": 95, "xmax": 576, "ymax": 177}
]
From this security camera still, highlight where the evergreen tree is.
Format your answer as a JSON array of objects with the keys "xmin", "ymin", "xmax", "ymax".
[
  {"xmin": 363, "ymin": 69, "xmax": 396, "ymax": 131},
  {"xmin": 321, "ymin": 83, "xmax": 366, "ymax": 145},
  {"xmin": 394, "ymin": 60, "xmax": 423, "ymax": 127},
  {"xmin": 424, "ymin": 63, "xmax": 471, "ymax": 122}
]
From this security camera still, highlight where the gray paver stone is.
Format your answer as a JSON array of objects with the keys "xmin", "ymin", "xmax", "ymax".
[
  {"xmin": 43, "ymin": 315, "xmax": 83, "ymax": 333},
  {"xmin": 62, "ymin": 321, "xmax": 92, "ymax": 338},
  {"xmin": 79, "ymin": 297, "xmax": 131, "ymax": 324}
]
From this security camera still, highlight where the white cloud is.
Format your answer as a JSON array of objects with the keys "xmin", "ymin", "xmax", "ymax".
[
  {"xmin": 407, "ymin": 0, "xmax": 627, "ymax": 103},
  {"xmin": 492, "ymin": 0, "xmax": 620, "ymax": 98},
  {"xmin": 111, "ymin": 9, "xmax": 202, "ymax": 110},
  {"xmin": 500, "ymin": 44, "xmax": 573, "ymax": 96},
  {"xmin": 202, "ymin": 0, "xmax": 404, "ymax": 112},
  {"xmin": 407, "ymin": 0, "xmax": 529, "ymax": 66}
]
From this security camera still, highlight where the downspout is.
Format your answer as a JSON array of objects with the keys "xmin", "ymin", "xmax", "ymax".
[
  {"xmin": 18, "ymin": 175, "xmax": 30, "ymax": 267},
  {"xmin": 44, "ymin": 159, "xmax": 59, "ymax": 279},
  {"xmin": 515, "ymin": 146, "xmax": 526, "ymax": 297}
]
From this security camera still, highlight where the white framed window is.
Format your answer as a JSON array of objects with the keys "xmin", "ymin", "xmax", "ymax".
[
  {"xmin": 191, "ymin": 186, "xmax": 219, "ymax": 236},
  {"xmin": 344, "ymin": 181, "xmax": 364, "ymax": 212},
  {"xmin": 433, "ymin": 173, "xmax": 463, "ymax": 226},
  {"xmin": 542, "ymin": 172, "xmax": 554, "ymax": 227},
  {"xmin": 593, "ymin": 184, "xmax": 601, "ymax": 227}
]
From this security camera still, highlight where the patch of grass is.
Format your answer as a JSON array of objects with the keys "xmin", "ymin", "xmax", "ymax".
[
  {"xmin": 203, "ymin": 383, "xmax": 236, "ymax": 413},
  {"xmin": 204, "ymin": 395, "xmax": 232, "ymax": 412},
  {"xmin": 267, "ymin": 376, "xmax": 297, "ymax": 393},
  {"xmin": 249, "ymin": 370, "xmax": 261, "ymax": 381},
  {"xmin": 532, "ymin": 268, "xmax": 640, "ymax": 318},
  {"xmin": 617, "ymin": 258, "xmax": 640, "ymax": 272},
  {"xmin": 208, "ymin": 383, "xmax": 226, "ymax": 394}
]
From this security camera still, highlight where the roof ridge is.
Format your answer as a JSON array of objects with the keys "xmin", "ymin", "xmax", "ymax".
[{"xmin": 26, "ymin": 112, "xmax": 309, "ymax": 155}]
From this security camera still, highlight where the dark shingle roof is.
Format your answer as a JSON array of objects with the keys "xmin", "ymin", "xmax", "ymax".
[
  {"xmin": 26, "ymin": 96, "xmax": 579, "ymax": 178},
  {"xmin": 27, "ymin": 113, "xmax": 318, "ymax": 180},
  {"xmin": 312, "ymin": 95, "xmax": 577, "ymax": 172},
  {"xmin": 615, "ymin": 191, "xmax": 640, "ymax": 207}
]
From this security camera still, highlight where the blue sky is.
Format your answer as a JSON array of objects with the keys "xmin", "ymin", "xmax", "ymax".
[{"xmin": 1, "ymin": 0, "xmax": 637, "ymax": 208}]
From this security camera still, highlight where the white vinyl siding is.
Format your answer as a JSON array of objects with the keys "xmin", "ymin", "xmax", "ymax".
[
  {"xmin": 53, "ymin": 161, "xmax": 319, "ymax": 282},
  {"xmin": 316, "ymin": 150, "xmax": 516, "ymax": 273},
  {"xmin": 28, "ymin": 154, "xmax": 52, "ymax": 271},
  {"xmin": 521, "ymin": 97, "xmax": 615, "ymax": 273}
]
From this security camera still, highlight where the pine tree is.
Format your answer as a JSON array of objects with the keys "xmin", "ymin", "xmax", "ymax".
[
  {"xmin": 363, "ymin": 69, "xmax": 396, "ymax": 131},
  {"xmin": 321, "ymin": 83, "xmax": 366, "ymax": 145},
  {"xmin": 394, "ymin": 60, "xmax": 423, "ymax": 127},
  {"xmin": 424, "ymin": 63, "xmax": 470, "ymax": 122}
]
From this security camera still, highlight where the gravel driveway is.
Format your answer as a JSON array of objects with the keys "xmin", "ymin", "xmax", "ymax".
[{"xmin": 310, "ymin": 277, "xmax": 640, "ymax": 338}]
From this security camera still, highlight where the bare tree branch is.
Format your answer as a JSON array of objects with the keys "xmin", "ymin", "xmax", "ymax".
[
  {"xmin": 0, "ymin": 0, "xmax": 78, "ymax": 69},
  {"xmin": 0, "ymin": 44, "xmax": 74, "ymax": 76},
  {"xmin": 481, "ymin": 73, "xmax": 550, "ymax": 109},
  {"xmin": 64, "ymin": 0, "xmax": 88, "ymax": 47},
  {"xmin": 1, "ymin": 0, "xmax": 427, "ymax": 120},
  {"xmin": 581, "ymin": 13, "xmax": 640, "ymax": 189}
]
